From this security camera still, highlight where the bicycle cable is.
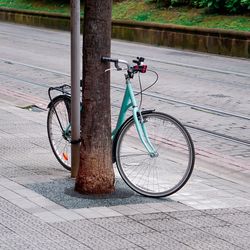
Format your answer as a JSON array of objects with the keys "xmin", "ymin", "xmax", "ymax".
[
  {"xmin": 138, "ymin": 72, "xmax": 143, "ymax": 110},
  {"xmin": 135, "ymin": 69, "xmax": 159, "ymax": 109}
]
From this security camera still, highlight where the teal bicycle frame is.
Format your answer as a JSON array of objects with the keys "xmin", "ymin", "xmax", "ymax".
[
  {"xmin": 62, "ymin": 62, "xmax": 158, "ymax": 157},
  {"xmin": 111, "ymin": 77, "xmax": 157, "ymax": 157}
]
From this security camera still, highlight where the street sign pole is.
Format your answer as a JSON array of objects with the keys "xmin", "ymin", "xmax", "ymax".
[{"xmin": 70, "ymin": 0, "xmax": 81, "ymax": 178}]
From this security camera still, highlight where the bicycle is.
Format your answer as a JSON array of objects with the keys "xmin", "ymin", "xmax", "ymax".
[{"xmin": 47, "ymin": 56, "xmax": 195, "ymax": 197}]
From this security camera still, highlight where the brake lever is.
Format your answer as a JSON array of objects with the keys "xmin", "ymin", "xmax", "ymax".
[
  {"xmin": 114, "ymin": 61, "xmax": 122, "ymax": 71},
  {"xmin": 105, "ymin": 67, "xmax": 126, "ymax": 73}
]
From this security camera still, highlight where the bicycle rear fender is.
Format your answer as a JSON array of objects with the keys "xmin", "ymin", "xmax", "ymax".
[
  {"xmin": 112, "ymin": 109, "xmax": 155, "ymax": 163},
  {"xmin": 47, "ymin": 95, "xmax": 71, "ymax": 109}
]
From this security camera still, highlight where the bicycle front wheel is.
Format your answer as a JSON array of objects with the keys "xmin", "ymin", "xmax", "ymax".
[
  {"xmin": 47, "ymin": 96, "xmax": 71, "ymax": 171},
  {"xmin": 115, "ymin": 112, "xmax": 195, "ymax": 197}
]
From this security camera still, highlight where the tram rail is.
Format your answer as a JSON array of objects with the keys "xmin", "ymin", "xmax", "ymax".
[{"xmin": 1, "ymin": 58, "xmax": 249, "ymax": 147}]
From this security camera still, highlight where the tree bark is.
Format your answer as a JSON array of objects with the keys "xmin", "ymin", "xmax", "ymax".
[{"xmin": 75, "ymin": 0, "xmax": 115, "ymax": 194}]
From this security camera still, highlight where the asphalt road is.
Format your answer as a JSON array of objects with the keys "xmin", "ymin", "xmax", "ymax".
[{"xmin": 0, "ymin": 22, "xmax": 249, "ymax": 186}]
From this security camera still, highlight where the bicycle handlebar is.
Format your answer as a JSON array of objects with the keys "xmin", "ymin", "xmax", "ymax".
[
  {"xmin": 101, "ymin": 56, "xmax": 130, "ymax": 71},
  {"xmin": 101, "ymin": 56, "xmax": 147, "ymax": 75}
]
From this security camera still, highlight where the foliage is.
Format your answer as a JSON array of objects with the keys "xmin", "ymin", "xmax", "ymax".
[
  {"xmin": 144, "ymin": 0, "xmax": 189, "ymax": 7},
  {"xmin": 225, "ymin": 0, "xmax": 250, "ymax": 13},
  {"xmin": 145, "ymin": 0, "xmax": 250, "ymax": 13},
  {"xmin": 200, "ymin": 0, "xmax": 250, "ymax": 13},
  {"xmin": 199, "ymin": 0, "xmax": 226, "ymax": 12},
  {"xmin": 1, "ymin": 0, "xmax": 249, "ymax": 31}
]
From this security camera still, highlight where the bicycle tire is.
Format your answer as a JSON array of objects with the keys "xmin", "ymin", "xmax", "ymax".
[
  {"xmin": 115, "ymin": 111, "xmax": 195, "ymax": 198},
  {"xmin": 47, "ymin": 95, "xmax": 71, "ymax": 171}
]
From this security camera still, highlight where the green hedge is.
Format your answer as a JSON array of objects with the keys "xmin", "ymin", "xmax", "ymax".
[
  {"xmin": 24, "ymin": 0, "xmax": 250, "ymax": 14},
  {"xmin": 145, "ymin": 0, "xmax": 250, "ymax": 13}
]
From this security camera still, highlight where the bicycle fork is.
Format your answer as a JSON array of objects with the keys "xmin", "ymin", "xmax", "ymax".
[
  {"xmin": 126, "ymin": 83, "xmax": 158, "ymax": 157},
  {"xmin": 133, "ymin": 108, "xmax": 158, "ymax": 157}
]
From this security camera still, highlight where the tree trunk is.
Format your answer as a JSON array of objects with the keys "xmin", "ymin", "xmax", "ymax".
[{"xmin": 75, "ymin": 0, "xmax": 115, "ymax": 194}]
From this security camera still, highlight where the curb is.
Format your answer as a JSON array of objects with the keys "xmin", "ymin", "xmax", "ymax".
[{"xmin": 0, "ymin": 7, "xmax": 249, "ymax": 58}]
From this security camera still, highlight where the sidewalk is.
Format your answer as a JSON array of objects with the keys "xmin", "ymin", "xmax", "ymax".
[{"xmin": 0, "ymin": 101, "xmax": 250, "ymax": 250}]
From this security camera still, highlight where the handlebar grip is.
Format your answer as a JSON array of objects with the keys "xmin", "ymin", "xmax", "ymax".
[{"xmin": 101, "ymin": 56, "xmax": 118, "ymax": 63}]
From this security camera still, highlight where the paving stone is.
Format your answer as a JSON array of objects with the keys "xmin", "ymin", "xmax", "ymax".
[
  {"xmin": 1, "ymin": 233, "xmax": 40, "ymax": 250},
  {"xmin": 89, "ymin": 217, "xmax": 135, "ymax": 229},
  {"xmin": 0, "ymin": 178, "xmax": 25, "ymax": 189},
  {"xmin": 121, "ymin": 221, "xmax": 156, "ymax": 234},
  {"xmin": 140, "ymin": 217, "xmax": 193, "ymax": 231},
  {"xmin": 0, "ymin": 199, "xmax": 40, "ymax": 221},
  {"xmin": 0, "ymin": 243, "xmax": 14, "ymax": 250},
  {"xmin": 165, "ymin": 228, "xmax": 242, "ymax": 250},
  {"xmin": 128, "ymin": 212, "xmax": 170, "ymax": 221},
  {"xmin": 74, "ymin": 208, "xmax": 106, "ymax": 218},
  {"xmin": 235, "ymin": 206, "xmax": 250, "ymax": 214},
  {"xmin": 212, "ymin": 212, "xmax": 250, "ymax": 225},
  {"xmin": 0, "ymin": 224, "xmax": 13, "ymax": 235},
  {"xmin": 8, "ymin": 197, "xmax": 39, "ymax": 210},
  {"xmin": 89, "ymin": 206, "xmax": 123, "ymax": 217},
  {"xmin": 14, "ymin": 188, "xmax": 42, "ymax": 198},
  {"xmin": 10, "ymin": 175, "xmax": 54, "ymax": 185},
  {"xmin": 202, "ymin": 208, "xmax": 239, "ymax": 215},
  {"xmin": 0, "ymin": 215, "xmax": 62, "ymax": 248},
  {"xmin": 145, "ymin": 202, "xmax": 181, "ymax": 212},
  {"xmin": 50, "ymin": 208, "xmax": 84, "ymax": 221},
  {"xmin": 121, "ymin": 233, "xmax": 161, "ymax": 248},
  {"xmin": 0, "ymin": 201, "xmax": 92, "ymax": 248},
  {"xmin": 25, "ymin": 206, "xmax": 50, "ymax": 214},
  {"xmin": 221, "ymin": 197, "xmax": 250, "ymax": 207},
  {"xmin": 125, "ymin": 204, "xmax": 160, "ymax": 214},
  {"xmin": 235, "ymin": 224, "xmax": 250, "ymax": 232},
  {"xmin": 182, "ymin": 200, "xmax": 230, "ymax": 210},
  {"xmin": 120, "ymin": 247, "xmax": 144, "ymax": 250},
  {"xmin": 27, "ymin": 196, "xmax": 60, "ymax": 208},
  {"xmin": 99, "ymin": 235, "xmax": 138, "ymax": 249},
  {"xmin": 72, "ymin": 220, "xmax": 117, "ymax": 238},
  {"xmin": 94, "ymin": 220, "xmax": 143, "ymax": 235},
  {"xmin": 33, "ymin": 211, "xmax": 66, "ymax": 223},
  {"xmin": 202, "ymin": 226, "xmax": 250, "ymax": 249},
  {"xmin": 0, "ymin": 190, "xmax": 23, "ymax": 201},
  {"xmin": 110, "ymin": 205, "xmax": 141, "ymax": 215},
  {"xmin": 177, "ymin": 215, "xmax": 230, "ymax": 228},
  {"xmin": 52, "ymin": 220, "xmax": 112, "ymax": 242},
  {"xmin": 96, "ymin": 216, "xmax": 134, "ymax": 224},
  {"xmin": 139, "ymin": 231, "xmax": 193, "ymax": 249},
  {"xmin": 0, "ymin": 185, "xmax": 8, "ymax": 192},
  {"xmin": 0, "ymin": 167, "xmax": 35, "ymax": 179},
  {"xmin": 165, "ymin": 201, "xmax": 195, "ymax": 211},
  {"xmin": 167, "ymin": 209, "xmax": 205, "ymax": 218},
  {"xmin": 143, "ymin": 245, "xmax": 192, "ymax": 250}
]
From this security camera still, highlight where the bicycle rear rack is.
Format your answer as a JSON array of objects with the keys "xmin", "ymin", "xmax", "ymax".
[{"xmin": 48, "ymin": 84, "xmax": 71, "ymax": 102}]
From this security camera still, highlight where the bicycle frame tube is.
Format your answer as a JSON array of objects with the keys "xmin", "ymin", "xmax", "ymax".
[
  {"xmin": 63, "ymin": 104, "xmax": 82, "ymax": 141},
  {"xmin": 112, "ymin": 79, "xmax": 157, "ymax": 156},
  {"xmin": 65, "ymin": 123, "xmax": 71, "ymax": 136},
  {"xmin": 62, "ymin": 79, "xmax": 157, "ymax": 155},
  {"xmin": 112, "ymin": 85, "xmax": 133, "ymax": 138}
]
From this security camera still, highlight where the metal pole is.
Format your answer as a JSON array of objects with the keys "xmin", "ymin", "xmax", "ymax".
[{"xmin": 70, "ymin": 0, "xmax": 81, "ymax": 178}]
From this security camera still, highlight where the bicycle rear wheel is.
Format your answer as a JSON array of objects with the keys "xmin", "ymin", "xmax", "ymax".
[
  {"xmin": 115, "ymin": 111, "xmax": 195, "ymax": 197},
  {"xmin": 47, "ymin": 96, "xmax": 71, "ymax": 171}
]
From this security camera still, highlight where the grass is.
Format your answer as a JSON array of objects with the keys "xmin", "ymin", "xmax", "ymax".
[
  {"xmin": 0, "ymin": 0, "xmax": 249, "ymax": 31},
  {"xmin": 0, "ymin": 0, "xmax": 72, "ymax": 14}
]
